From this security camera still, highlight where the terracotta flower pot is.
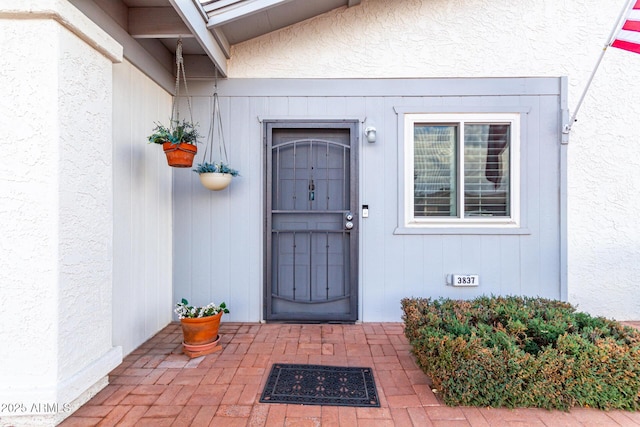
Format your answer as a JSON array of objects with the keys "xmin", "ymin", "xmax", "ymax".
[
  {"xmin": 179, "ymin": 311, "xmax": 223, "ymax": 346},
  {"xmin": 198, "ymin": 172, "xmax": 233, "ymax": 191},
  {"xmin": 162, "ymin": 142, "xmax": 197, "ymax": 168}
]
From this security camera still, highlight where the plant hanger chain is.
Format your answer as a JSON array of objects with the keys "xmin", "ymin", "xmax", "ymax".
[
  {"xmin": 204, "ymin": 75, "xmax": 229, "ymax": 165},
  {"xmin": 171, "ymin": 38, "xmax": 194, "ymax": 127}
]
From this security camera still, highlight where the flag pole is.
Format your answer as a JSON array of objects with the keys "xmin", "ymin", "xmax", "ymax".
[{"xmin": 564, "ymin": 0, "xmax": 634, "ymax": 133}]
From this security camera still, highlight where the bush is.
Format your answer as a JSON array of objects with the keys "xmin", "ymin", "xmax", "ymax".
[{"xmin": 402, "ymin": 296, "xmax": 640, "ymax": 410}]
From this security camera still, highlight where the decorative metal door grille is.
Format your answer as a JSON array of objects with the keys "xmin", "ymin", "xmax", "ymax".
[{"xmin": 266, "ymin": 124, "xmax": 358, "ymax": 322}]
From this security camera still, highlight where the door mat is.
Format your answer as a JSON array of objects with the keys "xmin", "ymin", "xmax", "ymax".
[{"xmin": 259, "ymin": 363, "xmax": 380, "ymax": 407}]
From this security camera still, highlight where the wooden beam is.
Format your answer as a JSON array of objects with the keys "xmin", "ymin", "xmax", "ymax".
[
  {"xmin": 128, "ymin": 7, "xmax": 193, "ymax": 39},
  {"xmin": 206, "ymin": 0, "xmax": 292, "ymax": 28},
  {"xmin": 168, "ymin": 0, "xmax": 228, "ymax": 76},
  {"xmin": 68, "ymin": 0, "xmax": 175, "ymax": 93},
  {"xmin": 211, "ymin": 27, "xmax": 231, "ymax": 59},
  {"xmin": 183, "ymin": 54, "xmax": 218, "ymax": 79},
  {"xmin": 202, "ymin": 0, "xmax": 245, "ymax": 13}
]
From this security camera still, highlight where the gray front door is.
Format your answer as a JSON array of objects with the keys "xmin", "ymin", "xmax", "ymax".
[{"xmin": 265, "ymin": 121, "xmax": 358, "ymax": 322}]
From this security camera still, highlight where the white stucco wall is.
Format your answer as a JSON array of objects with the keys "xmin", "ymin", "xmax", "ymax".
[
  {"xmin": 0, "ymin": 17, "xmax": 60, "ymax": 411},
  {"xmin": 0, "ymin": 1, "xmax": 122, "ymax": 425},
  {"xmin": 228, "ymin": 0, "xmax": 640, "ymax": 320}
]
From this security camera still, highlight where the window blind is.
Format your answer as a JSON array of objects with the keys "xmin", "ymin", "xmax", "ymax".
[
  {"xmin": 413, "ymin": 124, "xmax": 457, "ymax": 217},
  {"xmin": 464, "ymin": 124, "xmax": 510, "ymax": 217}
]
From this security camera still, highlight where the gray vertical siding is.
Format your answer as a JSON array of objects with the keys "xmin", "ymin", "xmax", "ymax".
[
  {"xmin": 112, "ymin": 61, "xmax": 174, "ymax": 355},
  {"xmin": 173, "ymin": 78, "xmax": 564, "ymax": 322}
]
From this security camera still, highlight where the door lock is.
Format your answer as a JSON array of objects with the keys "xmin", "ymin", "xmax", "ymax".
[{"xmin": 345, "ymin": 212, "xmax": 354, "ymax": 229}]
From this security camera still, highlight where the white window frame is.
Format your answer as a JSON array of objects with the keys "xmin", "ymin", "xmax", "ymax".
[{"xmin": 402, "ymin": 112, "xmax": 521, "ymax": 230}]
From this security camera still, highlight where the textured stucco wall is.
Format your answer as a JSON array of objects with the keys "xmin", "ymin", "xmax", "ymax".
[
  {"xmin": 0, "ymin": 2, "xmax": 122, "ymax": 424},
  {"xmin": 228, "ymin": 0, "xmax": 640, "ymax": 320},
  {"xmin": 229, "ymin": 0, "xmax": 607, "ymax": 79},
  {"xmin": 57, "ymin": 20, "xmax": 114, "ymax": 389},
  {"xmin": 0, "ymin": 18, "xmax": 60, "ymax": 396}
]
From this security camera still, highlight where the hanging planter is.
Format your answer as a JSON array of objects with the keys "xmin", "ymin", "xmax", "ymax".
[
  {"xmin": 194, "ymin": 163, "xmax": 239, "ymax": 191},
  {"xmin": 198, "ymin": 171, "xmax": 234, "ymax": 191},
  {"xmin": 199, "ymin": 172, "xmax": 232, "ymax": 191},
  {"xmin": 193, "ymin": 89, "xmax": 239, "ymax": 190},
  {"xmin": 148, "ymin": 120, "xmax": 199, "ymax": 167},
  {"xmin": 162, "ymin": 142, "xmax": 198, "ymax": 168},
  {"xmin": 147, "ymin": 38, "xmax": 199, "ymax": 168}
]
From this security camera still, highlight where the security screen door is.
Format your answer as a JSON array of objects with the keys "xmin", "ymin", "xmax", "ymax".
[{"xmin": 265, "ymin": 122, "xmax": 358, "ymax": 322}]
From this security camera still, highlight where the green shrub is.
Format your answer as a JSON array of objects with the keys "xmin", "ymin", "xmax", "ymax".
[{"xmin": 402, "ymin": 296, "xmax": 640, "ymax": 411}]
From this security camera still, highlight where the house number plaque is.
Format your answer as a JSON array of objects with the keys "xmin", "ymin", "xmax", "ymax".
[{"xmin": 448, "ymin": 274, "xmax": 480, "ymax": 287}]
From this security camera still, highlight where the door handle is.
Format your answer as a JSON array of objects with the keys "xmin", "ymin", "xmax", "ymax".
[{"xmin": 345, "ymin": 212, "xmax": 354, "ymax": 230}]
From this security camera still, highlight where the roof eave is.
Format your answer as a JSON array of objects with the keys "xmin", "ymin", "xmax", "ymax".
[{"xmin": 169, "ymin": 0, "xmax": 229, "ymax": 76}]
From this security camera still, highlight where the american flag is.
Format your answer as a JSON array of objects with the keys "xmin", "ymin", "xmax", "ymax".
[{"xmin": 612, "ymin": 0, "xmax": 640, "ymax": 53}]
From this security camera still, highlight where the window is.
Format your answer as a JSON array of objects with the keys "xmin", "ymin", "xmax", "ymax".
[{"xmin": 404, "ymin": 113, "xmax": 520, "ymax": 228}]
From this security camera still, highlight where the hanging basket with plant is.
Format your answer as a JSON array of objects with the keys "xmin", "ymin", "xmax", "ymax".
[
  {"xmin": 193, "ymin": 161, "xmax": 239, "ymax": 191},
  {"xmin": 193, "ymin": 86, "xmax": 239, "ymax": 190},
  {"xmin": 147, "ymin": 38, "xmax": 199, "ymax": 168},
  {"xmin": 148, "ymin": 119, "xmax": 199, "ymax": 167}
]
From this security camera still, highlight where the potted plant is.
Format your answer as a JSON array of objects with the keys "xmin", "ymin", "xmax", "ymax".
[
  {"xmin": 195, "ymin": 90, "xmax": 240, "ymax": 190},
  {"xmin": 174, "ymin": 298, "xmax": 229, "ymax": 358},
  {"xmin": 148, "ymin": 119, "xmax": 200, "ymax": 168},
  {"xmin": 193, "ymin": 161, "xmax": 239, "ymax": 191}
]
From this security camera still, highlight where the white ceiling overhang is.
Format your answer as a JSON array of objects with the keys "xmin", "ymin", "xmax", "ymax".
[{"xmin": 121, "ymin": 0, "xmax": 362, "ymax": 77}]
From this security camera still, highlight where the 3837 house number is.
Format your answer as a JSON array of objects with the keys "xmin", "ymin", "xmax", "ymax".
[{"xmin": 449, "ymin": 274, "xmax": 480, "ymax": 287}]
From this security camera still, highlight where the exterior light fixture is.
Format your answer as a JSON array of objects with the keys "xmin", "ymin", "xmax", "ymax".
[{"xmin": 364, "ymin": 126, "xmax": 377, "ymax": 143}]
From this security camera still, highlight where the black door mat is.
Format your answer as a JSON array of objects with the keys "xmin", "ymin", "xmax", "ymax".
[{"xmin": 259, "ymin": 363, "xmax": 380, "ymax": 407}]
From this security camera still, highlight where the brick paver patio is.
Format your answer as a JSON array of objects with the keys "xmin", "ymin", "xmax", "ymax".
[{"xmin": 59, "ymin": 322, "xmax": 640, "ymax": 426}]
